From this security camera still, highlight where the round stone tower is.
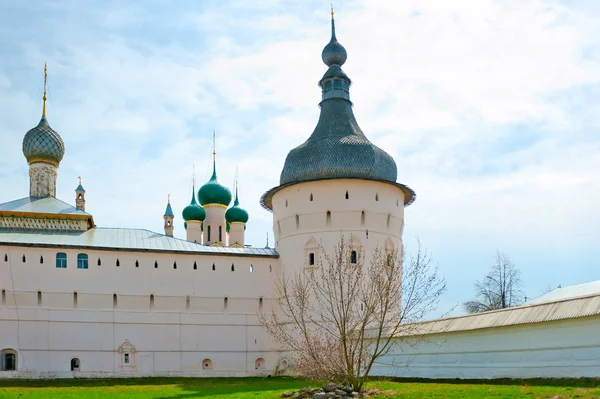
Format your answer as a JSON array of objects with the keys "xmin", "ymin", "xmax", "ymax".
[{"xmin": 261, "ymin": 12, "xmax": 415, "ymax": 274}]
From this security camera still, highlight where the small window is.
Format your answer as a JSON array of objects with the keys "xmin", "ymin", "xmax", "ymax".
[
  {"xmin": 326, "ymin": 211, "xmax": 331, "ymax": 227},
  {"xmin": 361, "ymin": 211, "xmax": 365, "ymax": 226},
  {"xmin": 259, "ymin": 297, "xmax": 263, "ymax": 311},
  {"xmin": 97, "ymin": 258, "xmax": 101, "ymax": 266},
  {"xmin": 224, "ymin": 297, "xmax": 228, "ymax": 311},
  {"xmin": 37, "ymin": 291, "xmax": 42, "ymax": 308},
  {"xmin": 323, "ymin": 80, "xmax": 332, "ymax": 91},
  {"xmin": 116, "ymin": 259, "xmax": 120, "ymax": 267},
  {"xmin": 219, "ymin": 226, "xmax": 222, "ymax": 242},
  {"xmin": 386, "ymin": 214, "xmax": 391, "ymax": 229},
  {"xmin": 309, "ymin": 253, "xmax": 315, "ymax": 266},
  {"xmin": 40, "ymin": 255, "xmax": 44, "ymax": 264},
  {"xmin": 269, "ymin": 265, "xmax": 272, "ymax": 273},
  {"xmin": 396, "ymin": 198, "xmax": 399, "ymax": 207},
  {"xmin": 249, "ymin": 265, "xmax": 253, "ymax": 273},
  {"xmin": 193, "ymin": 261, "xmax": 197, "ymax": 270},
  {"xmin": 3, "ymin": 351, "xmax": 17, "ymax": 371},
  {"xmin": 124, "ymin": 353, "xmax": 130, "ymax": 364},
  {"xmin": 73, "ymin": 292, "xmax": 78, "ymax": 309},
  {"xmin": 280, "ymin": 359, "xmax": 289, "ymax": 371},
  {"xmin": 3, "ymin": 254, "xmax": 7, "ymax": 262},
  {"xmin": 207, "ymin": 225, "xmax": 211, "ymax": 242},
  {"xmin": 202, "ymin": 358, "xmax": 213, "ymax": 370},
  {"xmin": 345, "ymin": 190, "xmax": 349, "ymax": 199},
  {"xmin": 135, "ymin": 260, "xmax": 139, "ymax": 268},
  {"xmin": 173, "ymin": 261, "xmax": 177, "ymax": 270},
  {"xmin": 350, "ymin": 250, "xmax": 358, "ymax": 264},
  {"xmin": 71, "ymin": 357, "xmax": 80, "ymax": 371},
  {"xmin": 295, "ymin": 214, "xmax": 300, "ymax": 229},
  {"xmin": 375, "ymin": 193, "xmax": 379, "ymax": 201},
  {"xmin": 150, "ymin": 294, "xmax": 154, "ymax": 310},
  {"xmin": 212, "ymin": 263, "xmax": 215, "ymax": 271},
  {"xmin": 154, "ymin": 261, "xmax": 158, "ymax": 269},
  {"xmin": 333, "ymin": 80, "xmax": 342, "ymax": 90},
  {"xmin": 2, "ymin": 289, "xmax": 6, "ymax": 307},
  {"xmin": 285, "ymin": 199, "xmax": 288, "ymax": 207},
  {"xmin": 186, "ymin": 296, "xmax": 190, "ymax": 311},
  {"xmin": 231, "ymin": 263, "xmax": 235, "ymax": 272},
  {"xmin": 56, "ymin": 253, "xmax": 67, "ymax": 268},
  {"xmin": 113, "ymin": 294, "xmax": 118, "ymax": 309},
  {"xmin": 255, "ymin": 357, "xmax": 265, "ymax": 370},
  {"xmin": 77, "ymin": 254, "xmax": 88, "ymax": 269},
  {"xmin": 310, "ymin": 193, "xmax": 313, "ymax": 201},
  {"xmin": 22, "ymin": 254, "xmax": 26, "ymax": 263}
]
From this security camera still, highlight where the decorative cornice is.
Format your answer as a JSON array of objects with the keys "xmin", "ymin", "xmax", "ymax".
[
  {"xmin": 28, "ymin": 158, "xmax": 59, "ymax": 167},
  {"xmin": 203, "ymin": 203, "xmax": 228, "ymax": 209}
]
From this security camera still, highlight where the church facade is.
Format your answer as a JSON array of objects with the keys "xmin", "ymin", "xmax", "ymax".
[{"xmin": 0, "ymin": 15, "xmax": 413, "ymax": 378}]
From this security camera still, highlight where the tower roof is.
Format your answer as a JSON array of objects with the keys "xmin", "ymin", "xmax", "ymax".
[
  {"xmin": 182, "ymin": 185, "xmax": 206, "ymax": 221},
  {"xmin": 225, "ymin": 181, "xmax": 249, "ymax": 224},
  {"xmin": 22, "ymin": 64, "xmax": 65, "ymax": 167},
  {"xmin": 261, "ymin": 12, "xmax": 415, "ymax": 211},
  {"xmin": 198, "ymin": 132, "xmax": 232, "ymax": 207}
]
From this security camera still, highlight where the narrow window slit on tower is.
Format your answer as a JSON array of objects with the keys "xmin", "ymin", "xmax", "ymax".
[
  {"xmin": 173, "ymin": 261, "xmax": 177, "ymax": 270},
  {"xmin": 310, "ymin": 193, "xmax": 313, "ymax": 201},
  {"xmin": 150, "ymin": 294, "xmax": 154, "ymax": 310},
  {"xmin": 22, "ymin": 255, "xmax": 26, "ymax": 263},
  {"xmin": 295, "ymin": 214, "xmax": 300, "ymax": 229},
  {"xmin": 186, "ymin": 296, "xmax": 190, "ymax": 311},
  {"xmin": 231, "ymin": 263, "xmax": 235, "ymax": 272},
  {"xmin": 249, "ymin": 265, "xmax": 253, "ymax": 272},
  {"xmin": 212, "ymin": 263, "xmax": 215, "ymax": 271},
  {"xmin": 154, "ymin": 261, "xmax": 158, "ymax": 269},
  {"xmin": 37, "ymin": 291, "xmax": 42, "ymax": 308},
  {"xmin": 113, "ymin": 294, "xmax": 118, "ymax": 309},
  {"xmin": 326, "ymin": 211, "xmax": 331, "ymax": 226},
  {"xmin": 193, "ymin": 261, "xmax": 197, "ymax": 270},
  {"xmin": 73, "ymin": 292, "xmax": 78, "ymax": 309},
  {"xmin": 3, "ymin": 254, "xmax": 7, "ymax": 262},
  {"xmin": 116, "ymin": 259, "xmax": 120, "ymax": 267},
  {"xmin": 309, "ymin": 253, "xmax": 315, "ymax": 266},
  {"xmin": 375, "ymin": 193, "xmax": 379, "ymax": 201},
  {"xmin": 135, "ymin": 260, "xmax": 139, "ymax": 268},
  {"xmin": 40, "ymin": 255, "xmax": 44, "ymax": 264},
  {"xmin": 361, "ymin": 210, "xmax": 365, "ymax": 226},
  {"xmin": 98, "ymin": 258, "xmax": 101, "ymax": 266},
  {"xmin": 259, "ymin": 297, "xmax": 263, "ymax": 311},
  {"xmin": 350, "ymin": 250, "xmax": 358, "ymax": 264},
  {"xmin": 224, "ymin": 297, "xmax": 228, "ymax": 311},
  {"xmin": 345, "ymin": 190, "xmax": 349, "ymax": 199},
  {"xmin": 386, "ymin": 214, "xmax": 391, "ymax": 229}
]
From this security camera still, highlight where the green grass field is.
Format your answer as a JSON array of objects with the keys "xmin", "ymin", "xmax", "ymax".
[{"xmin": 0, "ymin": 377, "xmax": 598, "ymax": 399}]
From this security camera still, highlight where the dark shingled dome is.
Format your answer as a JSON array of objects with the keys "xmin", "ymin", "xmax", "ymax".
[{"xmin": 22, "ymin": 116, "xmax": 65, "ymax": 166}]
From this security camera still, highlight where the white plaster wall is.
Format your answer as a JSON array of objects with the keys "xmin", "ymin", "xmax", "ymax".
[
  {"xmin": 372, "ymin": 315, "xmax": 600, "ymax": 379},
  {"xmin": 272, "ymin": 179, "xmax": 405, "ymax": 276},
  {"xmin": 0, "ymin": 244, "xmax": 286, "ymax": 378}
]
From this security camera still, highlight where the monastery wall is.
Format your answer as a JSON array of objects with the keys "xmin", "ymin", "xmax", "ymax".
[
  {"xmin": 0, "ymin": 245, "xmax": 286, "ymax": 378},
  {"xmin": 372, "ymin": 315, "xmax": 600, "ymax": 379}
]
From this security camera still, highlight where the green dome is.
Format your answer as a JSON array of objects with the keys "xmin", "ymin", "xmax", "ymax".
[
  {"xmin": 225, "ymin": 185, "xmax": 249, "ymax": 224},
  {"xmin": 198, "ymin": 162, "xmax": 232, "ymax": 206},
  {"xmin": 182, "ymin": 187, "xmax": 206, "ymax": 221}
]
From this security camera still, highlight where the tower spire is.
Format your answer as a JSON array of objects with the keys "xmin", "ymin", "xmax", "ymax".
[
  {"xmin": 211, "ymin": 130, "xmax": 217, "ymax": 180},
  {"xmin": 234, "ymin": 166, "xmax": 240, "ymax": 206},
  {"xmin": 331, "ymin": 5, "xmax": 336, "ymax": 39},
  {"xmin": 42, "ymin": 63, "xmax": 47, "ymax": 117}
]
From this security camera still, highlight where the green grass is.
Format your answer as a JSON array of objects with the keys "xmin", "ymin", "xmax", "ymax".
[{"xmin": 0, "ymin": 377, "xmax": 598, "ymax": 398}]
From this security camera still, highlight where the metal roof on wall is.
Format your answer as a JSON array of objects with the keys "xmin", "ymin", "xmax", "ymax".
[{"xmin": 0, "ymin": 227, "xmax": 279, "ymax": 257}]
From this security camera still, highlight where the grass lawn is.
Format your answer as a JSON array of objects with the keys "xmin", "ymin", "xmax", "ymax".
[{"xmin": 0, "ymin": 377, "xmax": 598, "ymax": 399}]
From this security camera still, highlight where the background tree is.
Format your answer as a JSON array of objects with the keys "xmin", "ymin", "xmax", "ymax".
[
  {"xmin": 260, "ymin": 237, "xmax": 446, "ymax": 393},
  {"xmin": 463, "ymin": 251, "xmax": 524, "ymax": 313}
]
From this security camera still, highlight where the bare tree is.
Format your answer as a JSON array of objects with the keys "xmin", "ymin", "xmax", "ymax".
[
  {"xmin": 260, "ymin": 237, "xmax": 446, "ymax": 393},
  {"xmin": 463, "ymin": 251, "xmax": 524, "ymax": 313}
]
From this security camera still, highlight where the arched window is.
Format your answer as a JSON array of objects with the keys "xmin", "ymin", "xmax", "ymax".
[
  {"xmin": 70, "ymin": 357, "xmax": 80, "ymax": 371},
  {"xmin": 22, "ymin": 254, "xmax": 26, "ymax": 263},
  {"xmin": 350, "ymin": 250, "xmax": 358, "ymax": 265},
  {"xmin": 2, "ymin": 349, "xmax": 17, "ymax": 371},
  {"xmin": 135, "ymin": 260, "xmax": 139, "ymax": 268},
  {"xmin": 40, "ymin": 255, "xmax": 44, "ymax": 264},
  {"xmin": 207, "ymin": 225, "xmax": 211, "ymax": 242},
  {"xmin": 154, "ymin": 261, "xmax": 158, "ymax": 268},
  {"xmin": 97, "ymin": 258, "xmax": 102, "ymax": 266},
  {"xmin": 77, "ymin": 254, "xmax": 88, "ymax": 269},
  {"xmin": 116, "ymin": 258, "xmax": 120, "ymax": 267},
  {"xmin": 231, "ymin": 263, "xmax": 235, "ymax": 272},
  {"xmin": 173, "ymin": 261, "xmax": 177, "ymax": 270},
  {"xmin": 193, "ymin": 261, "xmax": 197, "ymax": 270},
  {"xmin": 56, "ymin": 253, "xmax": 67, "ymax": 268},
  {"xmin": 255, "ymin": 357, "xmax": 265, "ymax": 370},
  {"xmin": 309, "ymin": 253, "xmax": 315, "ymax": 266},
  {"xmin": 212, "ymin": 263, "xmax": 216, "ymax": 271},
  {"xmin": 345, "ymin": 190, "xmax": 349, "ymax": 199},
  {"xmin": 202, "ymin": 358, "xmax": 213, "ymax": 370},
  {"xmin": 280, "ymin": 359, "xmax": 289, "ymax": 371},
  {"xmin": 249, "ymin": 265, "xmax": 254, "ymax": 273}
]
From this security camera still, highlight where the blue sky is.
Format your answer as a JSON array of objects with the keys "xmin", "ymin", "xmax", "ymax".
[{"xmin": 0, "ymin": 0, "xmax": 599, "ymax": 316}]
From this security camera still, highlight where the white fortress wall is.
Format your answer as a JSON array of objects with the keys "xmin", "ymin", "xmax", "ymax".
[
  {"xmin": 0, "ymin": 245, "xmax": 285, "ymax": 378},
  {"xmin": 372, "ymin": 315, "xmax": 600, "ymax": 379}
]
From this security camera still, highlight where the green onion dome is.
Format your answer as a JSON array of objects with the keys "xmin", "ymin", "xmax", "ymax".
[
  {"xmin": 182, "ymin": 186, "xmax": 206, "ymax": 221},
  {"xmin": 225, "ymin": 186, "xmax": 249, "ymax": 224},
  {"xmin": 198, "ymin": 162, "xmax": 232, "ymax": 206},
  {"xmin": 23, "ymin": 116, "xmax": 65, "ymax": 166}
]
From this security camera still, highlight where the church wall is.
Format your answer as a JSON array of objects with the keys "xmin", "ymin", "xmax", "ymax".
[
  {"xmin": 372, "ymin": 315, "xmax": 600, "ymax": 379},
  {"xmin": 0, "ymin": 244, "xmax": 285, "ymax": 378}
]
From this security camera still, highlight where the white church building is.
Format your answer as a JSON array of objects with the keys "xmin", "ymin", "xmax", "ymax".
[{"xmin": 1, "ymin": 15, "xmax": 599, "ymax": 379}]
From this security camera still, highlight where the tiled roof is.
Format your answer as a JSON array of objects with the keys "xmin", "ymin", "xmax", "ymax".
[
  {"xmin": 0, "ymin": 227, "xmax": 279, "ymax": 257},
  {"xmin": 0, "ymin": 196, "xmax": 91, "ymax": 216}
]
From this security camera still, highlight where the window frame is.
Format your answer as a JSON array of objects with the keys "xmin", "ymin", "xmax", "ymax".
[
  {"xmin": 77, "ymin": 253, "xmax": 89, "ymax": 269},
  {"xmin": 56, "ymin": 253, "xmax": 67, "ymax": 269}
]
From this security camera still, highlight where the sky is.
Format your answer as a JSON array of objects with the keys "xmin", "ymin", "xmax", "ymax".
[{"xmin": 0, "ymin": 0, "xmax": 599, "ymax": 317}]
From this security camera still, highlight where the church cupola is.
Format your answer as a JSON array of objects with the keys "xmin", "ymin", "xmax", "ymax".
[
  {"xmin": 319, "ymin": 7, "xmax": 351, "ymax": 101},
  {"xmin": 75, "ymin": 177, "xmax": 86, "ymax": 211},
  {"xmin": 182, "ymin": 177, "xmax": 205, "ymax": 243},
  {"xmin": 163, "ymin": 195, "xmax": 174, "ymax": 237},
  {"xmin": 198, "ymin": 132, "xmax": 230, "ymax": 245},
  {"xmin": 225, "ymin": 179, "xmax": 249, "ymax": 247},
  {"xmin": 23, "ymin": 63, "xmax": 65, "ymax": 198}
]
